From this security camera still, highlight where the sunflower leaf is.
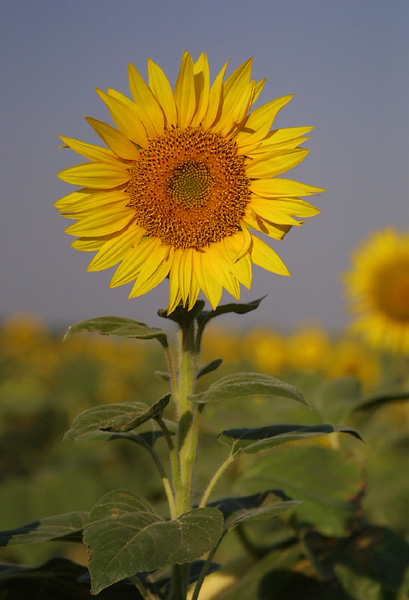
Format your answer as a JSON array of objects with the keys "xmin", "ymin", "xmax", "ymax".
[
  {"xmin": 189, "ymin": 372, "xmax": 308, "ymax": 406},
  {"xmin": 197, "ymin": 358, "xmax": 223, "ymax": 380},
  {"xmin": 352, "ymin": 389, "xmax": 409, "ymax": 413},
  {"xmin": 64, "ymin": 395, "xmax": 171, "ymax": 439},
  {"xmin": 63, "ymin": 315, "xmax": 168, "ymax": 347},
  {"xmin": 155, "ymin": 370, "xmax": 171, "ymax": 381},
  {"xmin": 218, "ymin": 423, "xmax": 363, "ymax": 454},
  {"xmin": 208, "ymin": 490, "xmax": 301, "ymax": 534},
  {"xmin": 197, "ymin": 296, "xmax": 266, "ymax": 330},
  {"xmin": 75, "ymin": 430, "xmax": 170, "ymax": 448},
  {"xmin": 0, "ymin": 512, "xmax": 88, "ymax": 547},
  {"xmin": 84, "ymin": 490, "xmax": 224, "ymax": 594}
]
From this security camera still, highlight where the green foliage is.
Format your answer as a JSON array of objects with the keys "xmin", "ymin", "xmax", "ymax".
[
  {"xmin": 0, "ymin": 512, "xmax": 87, "ymax": 546},
  {"xmin": 1, "ymin": 302, "xmax": 408, "ymax": 600},
  {"xmin": 64, "ymin": 395, "xmax": 171, "ymax": 439},
  {"xmin": 189, "ymin": 372, "xmax": 308, "ymax": 405},
  {"xmin": 84, "ymin": 490, "xmax": 224, "ymax": 594},
  {"xmin": 64, "ymin": 316, "xmax": 168, "ymax": 348},
  {"xmin": 218, "ymin": 423, "xmax": 361, "ymax": 454}
]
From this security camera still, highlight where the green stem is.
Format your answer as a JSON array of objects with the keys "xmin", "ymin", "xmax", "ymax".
[
  {"xmin": 190, "ymin": 544, "xmax": 220, "ymax": 600},
  {"xmin": 146, "ymin": 442, "xmax": 176, "ymax": 520},
  {"xmin": 174, "ymin": 319, "xmax": 200, "ymax": 515},
  {"xmin": 128, "ymin": 432, "xmax": 176, "ymax": 519},
  {"xmin": 199, "ymin": 451, "xmax": 237, "ymax": 508},
  {"xmin": 168, "ymin": 564, "xmax": 189, "ymax": 600},
  {"xmin": 129, "ymin": 574, "xmax": 156, "ymax": 600}
]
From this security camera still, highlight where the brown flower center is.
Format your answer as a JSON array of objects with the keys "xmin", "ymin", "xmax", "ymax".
[
  {"xmin": 127, "ymin": 127, "xmax": 250, "ymax": 250},
  {"xmin": 373, "ymin": 259, "xmax": 409, "ymax": 321}
]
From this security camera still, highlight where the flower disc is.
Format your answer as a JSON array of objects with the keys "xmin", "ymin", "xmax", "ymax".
[{"xmin": 127, "ymin": 127, "xmax": 250, "ymax": 249}]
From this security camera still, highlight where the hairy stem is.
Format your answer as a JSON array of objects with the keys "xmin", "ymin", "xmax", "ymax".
[{"xmin": 199, "ymin": 451, "xmax": 237, "ymax": 508}]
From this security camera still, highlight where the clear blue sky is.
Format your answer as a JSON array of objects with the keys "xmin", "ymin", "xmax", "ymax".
[{"xmin": 1, "ymin": 0, "xmax": 408, "ymax": 332}]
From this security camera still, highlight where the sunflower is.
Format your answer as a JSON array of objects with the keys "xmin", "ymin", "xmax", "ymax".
[
  {"xmin": 344, "ymin": 228, "xmax": 409, "ymax": 354},
  {"xmin": 56, "ymin": 52, "xmax": 323, "ymax": 312}
]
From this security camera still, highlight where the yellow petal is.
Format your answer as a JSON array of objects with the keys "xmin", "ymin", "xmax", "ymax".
[
  {"xmin": 223, "ymin": 57, "xmax": 252, "ymax": 96},
  {"xmin": 252, "ymin": 78, "xmax": 265, "ymax": 104},
  {"xmin": 250, "ymin": 236, "xmax": 290, "ymax": 276},
  {"xmin": 235, "ymin": 95, "xmax": 294, "ymax": 150},
  {"xmin": 212, "ymin": 59, "xmax": 253, "ymax": 133},
  {"xmin": 177, "ymin": 248, "xmax": 193, "ymax": 305},
  {"xmin": 190, "ymin": 52, "xmax": 210, "ymax": 127},
  {"xmin": 59, "ymin": 136, "xmax": 118, "ymax": 163},
  {"xmin": 233, "ymin": 225, "xmax": 253, "ymax": 261},
  {"xmin": 218, "ymin": 80, "xmax": 254, "ymax": 137},
  {"xmin": 107, "ymin": 87, "xmax": 157, "ymax": 141},
  {"xmin": 110, "ymin": 237, "xmax": 161, "ymax": 287},
  {"xmin": 256, "ymin": 197, "xmax": 320, "ymax": 218},
  {"xmin": 245, "ymin": 148, "xmax": 309, "ymax": 178},
  {"xmin": 71, "ymin": 237, "xmax": 107, "ymax": 251},
  {"xmin": 65, "ymin": 204, "xmax": 135, "ymax": 237},
  {"xmin": 56, "ymin": 190, "xmax": 130, "ymax": 215},
  {"xmin": 129, "ymin": 244, "xmax": 172, "ymax": 297},
  {"xmin": 55, "ymin": 189, "xmax": 93, "ymax": 210},
  {"xmin": 267, "ymin": 126, "xmax": 314, "ymax": 143},
  {"xmin": 202, "ymin": 60, "xmax": 229, "ymax": 129},
  {"xmin": 96, "ymin": 89, "xmax": 148, "ymax": 148},
  {"xmin": 250, "ymin": 136, "xmax": 311, "ymax": 154},
  {"xmin": 168, "ymin": 249, "xmax": 183, "ymax": 313},
  {"xmin": 148, "ymin": 58, "xmax": 177, "ymax": 127},
  {"xmin": 243, "ymin": 211, "xmax": 291, "ymax": 240},
  {"xmin": 174, "ymin": 51, "xmax": 196, "ymax": 129},
  {"xmin": 250, "ymin": 178, "xmax": 325, "ymax": 198},
  {"xmin": 88, "ymin": 226, "xmax": 145, "ymax": 271},
  {"xmin": 223, "ymin": 236, "xmax": 252, "ymax": 289},
  {"xmin": 130, "ymin": 253, "xmax": 174, "ymax": 298},
  {"xmin": 178, "ymin": 248, "xmax": 200, "ymax": 308},
  {"xmin": 250, "ymin": 198, "xmax": 302, "ymax": 226},
  {"xmin": 207, "ymin": 243, "xmax": 240, "ymax": 299},
  {"xmin": 57, "ymin": 162, "xmax": 130, "ymax": 188},
  {"xmin": 128, "ymin": 63, "xmax": 165, "ymax": 134},
  {"xmin": 193, "ymin": 250, "xmax": 223, "ymax": 309},
  {"xmin": 85, "ymin": 117, "xmax": 140, "ymax": 160}
]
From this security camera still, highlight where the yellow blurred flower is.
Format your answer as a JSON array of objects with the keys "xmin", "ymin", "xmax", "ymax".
[
  {"xmin": 242, "ymin": 328, "xmax": 287, "ymax": 373},
  {"xmin": 286, "ymin": 325, "xmax": 331, "ymax": 372},
  {"xmin": 344, "ymin": 228, "xmax": 409, "ymax": 354},
  {"xmin": 56, "ymin": 52, "xmax": 323, "ymax": 313},
  {"xmin": 325, "ymin": 337, "xmax": 381, "ymax": 389}
]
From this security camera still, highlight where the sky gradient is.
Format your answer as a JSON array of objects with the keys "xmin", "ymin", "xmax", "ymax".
[{"xmin": 1, "ymin": 0, "xmax": 408, "ymax": 332}]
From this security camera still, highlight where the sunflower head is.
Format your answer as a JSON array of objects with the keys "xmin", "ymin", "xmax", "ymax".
[
  {"xmin": 56, "ymin": 52, "xmax": 323, "ymax": 313},
  {"xmin": 344, "ymin": 228, "xmax": 409, "ymax": 354}
]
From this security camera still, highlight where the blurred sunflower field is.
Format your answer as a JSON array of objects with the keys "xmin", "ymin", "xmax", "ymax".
[{"xmin": 1, "ymin": 309, "xmax": 409, "ymax": 598}]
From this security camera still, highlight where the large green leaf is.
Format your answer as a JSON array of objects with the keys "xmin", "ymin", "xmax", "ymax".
[
  {"xmin": 239, "ymin": 445, "xmax": 364, "ymax": 536},
  {"xmin": 218, "ymin": 423, "xmax": 362, "ymax": 454},
  {"xmin": 208, "ymin": 490, "xmax": 301, "ymax": 533},
  {"xmin": 84, "ymin": 489, "xmax": 224, "ymax": 594},
  {"xmin": 189, "ymin": 373, "xmax": 308, "ymax": 406},
  {"xmin": 0, "ymin": 512, "xmax": 88, "ymax": 547},
  {"xmin": 64, "ymin": 395, "xmax": 170, "ymax": 440},
  {"xmin": 63, "ymin": 316, "xmax": 168, "ymax": 347},
  {"xmin": 0, "ymin": 557, "xmax": 141, "ymax": 599},
  {"xmin": 311, "ymin": 376, "xmax": 363, "ymax": 423}
]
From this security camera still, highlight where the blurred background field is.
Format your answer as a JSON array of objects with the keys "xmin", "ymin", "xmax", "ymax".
[{"xmin": 1, "ymin": 312, "xmax": 408, "ymax": 575}]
